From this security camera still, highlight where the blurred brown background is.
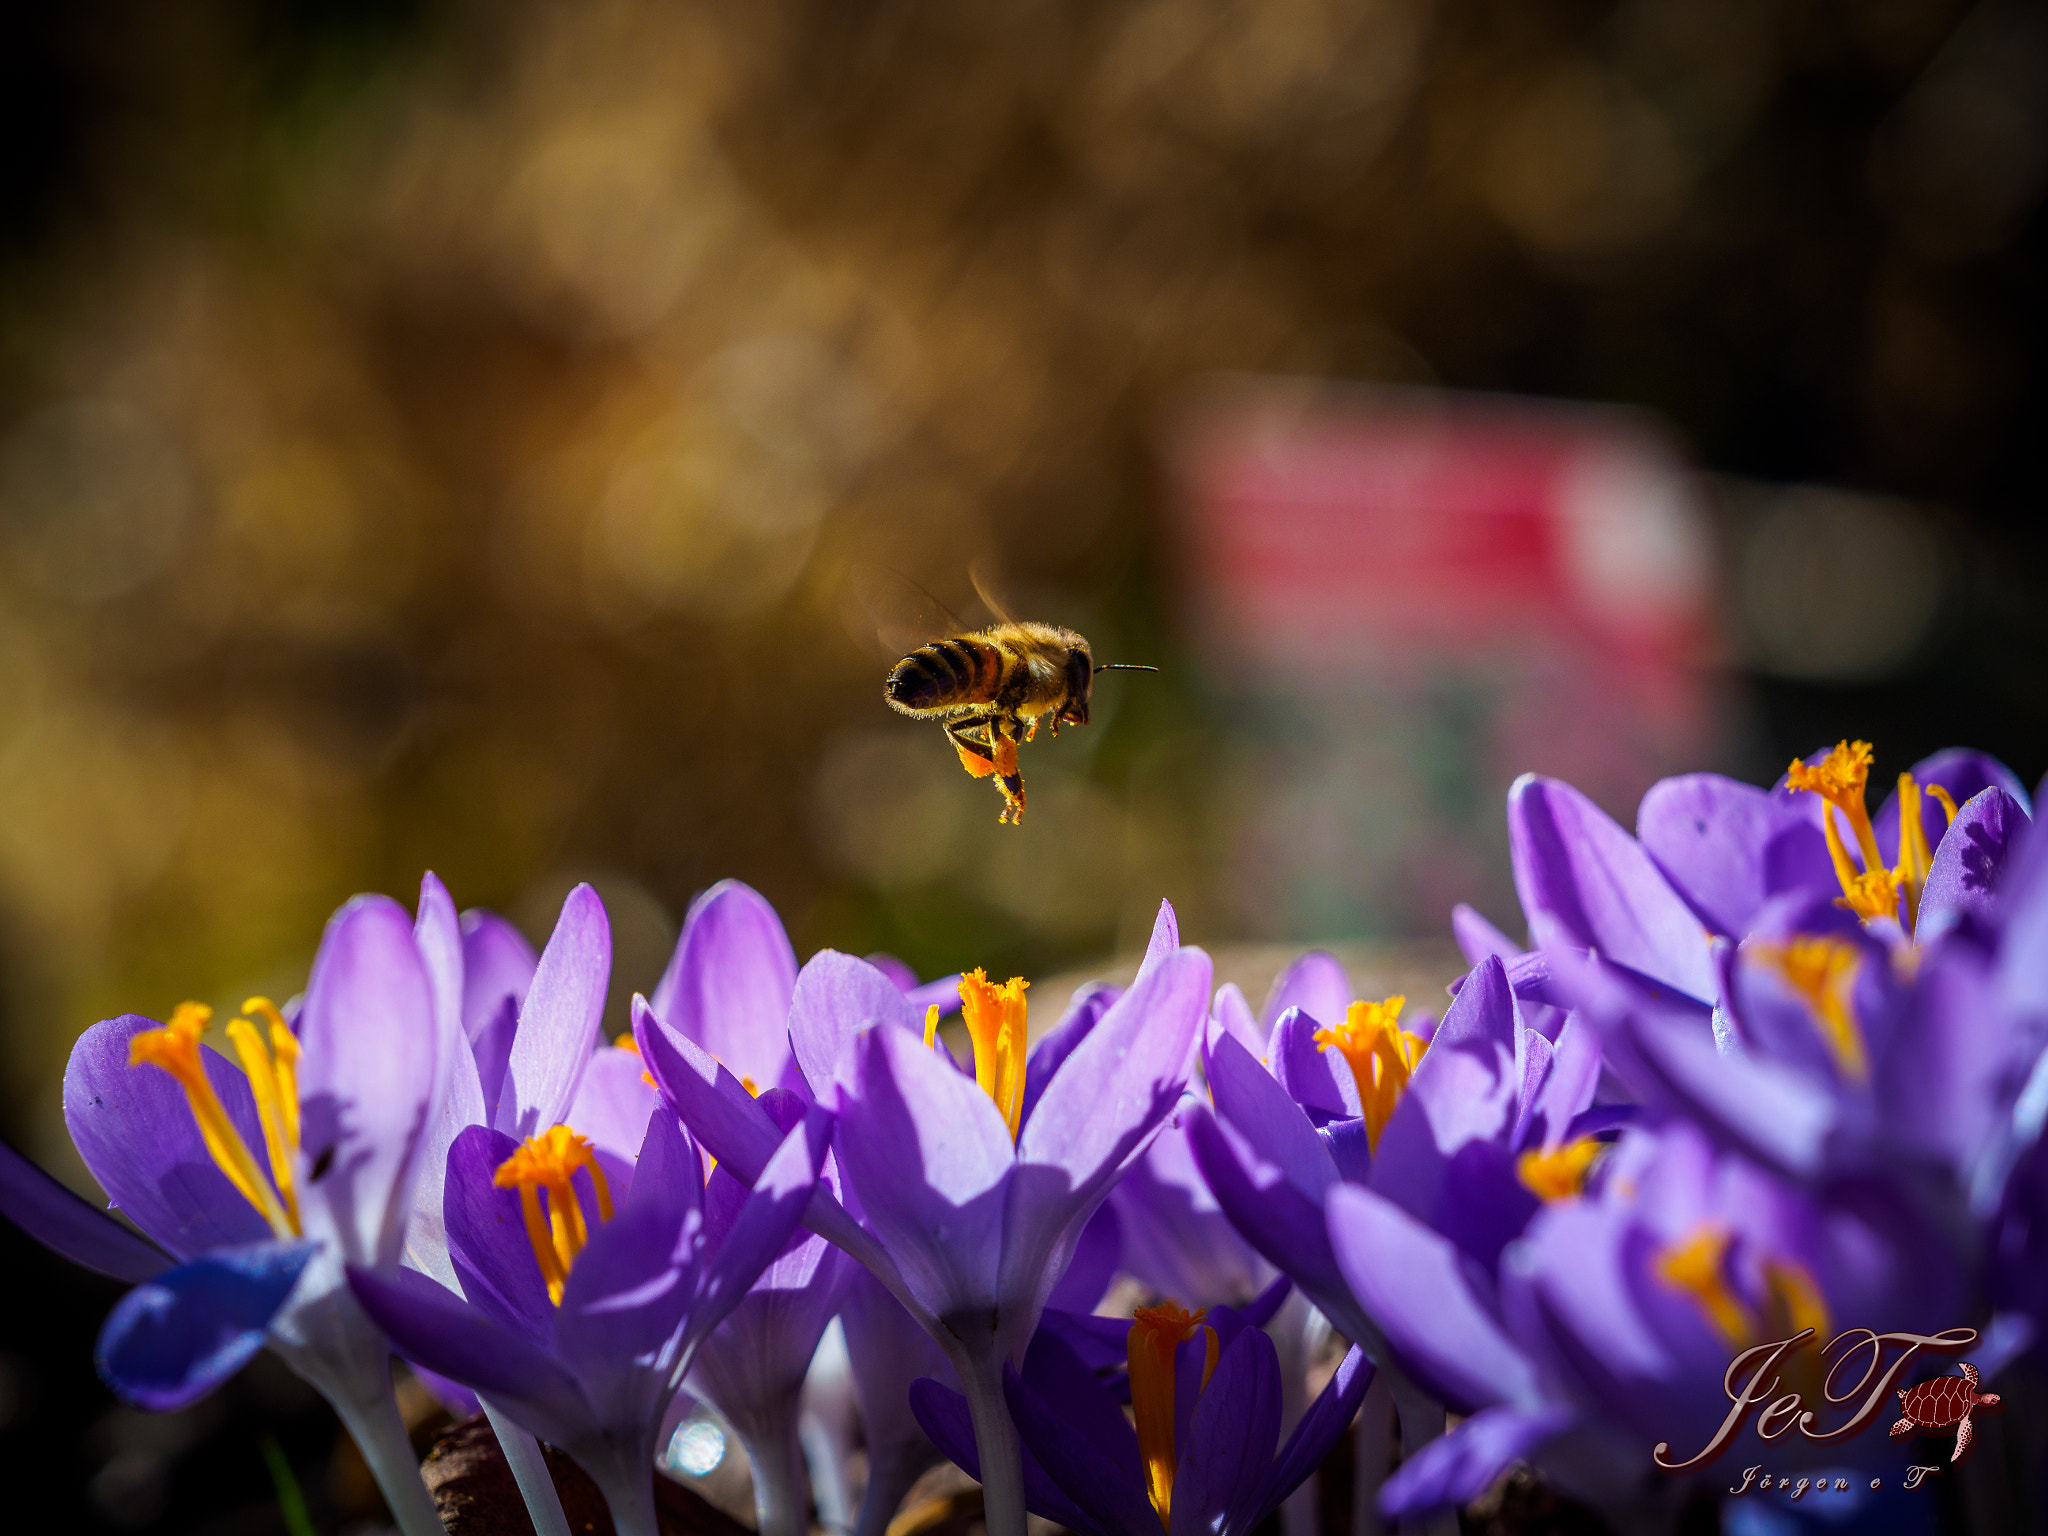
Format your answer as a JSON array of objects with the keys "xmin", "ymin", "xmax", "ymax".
[{"xmin": 0, "ymin": 0, "xmax": 2043, "ymax": 1524}]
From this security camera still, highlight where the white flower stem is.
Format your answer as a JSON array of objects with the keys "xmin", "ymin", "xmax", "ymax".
[
  {"xmin": 324, "ymin": 1380, "xmax": 449, "ymax": 1536},
  {"xmin": 480, "ymin": 1397, "xmax": 572, "ymax": 1536},
  {"xmin": 957, "ymin": 1353, "xmax": 1027, "ymax": 1536},
  {"xmin": 575, "ymin": 1440, "xmax": 661, "ymax": 1536},
  {"xmin": 1350, "ymin": 1369, "xmax": 1393, "ymax": 1536},
  {"xmin": 1387, "ymin": 1372, "xmax": 1456, "ymax": 1536},
  {"xmin": 742, "ymin": 1414, "xmax": 815, "ymax": 1536}
]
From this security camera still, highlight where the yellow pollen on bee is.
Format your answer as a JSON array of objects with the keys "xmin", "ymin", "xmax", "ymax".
[
  {"xmin": 129, "ymin": 1000, "xmax": 301, "ymax": 1239},
  {"xmin": 1751, "ymin": 936, "xmax": 1867, "ymax": 1082},
  {"xmin": 1785, "ymin": 742, "xmax": 1960, "ymax": 931},
  {"xmin": 1654, "ymin": 1224, "xmax": 1829, "ymax": 1355},
  {"xmin": 493, "ymin": 1125, "xmax": 614, "ymax": 1306},
  {"xmin": 1128, "ymin": 1302, "xmax": 1218, "ymax": 1533},
  {"xmin": 958, "ymin": 969, "xmax": 1030, "ymax": 1141},
  {"xmin": 1313, "ymin": 996, "xmax": 1426, "ymax": 1153},
  {"xmin": 1516, "ymin": 1137, "xmax": 1602, "ymax": 1201}
]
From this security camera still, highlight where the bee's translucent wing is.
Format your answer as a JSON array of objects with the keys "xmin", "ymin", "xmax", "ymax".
[
  {"xmin": 852, "ymin": 565, "xmax": 970, "ymax": 659},
  {"xmin": 968, "ymin": 559, "xmax": 1018, "ymax": 627}
]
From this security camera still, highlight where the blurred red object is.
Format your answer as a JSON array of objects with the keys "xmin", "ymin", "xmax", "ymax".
[{"xmin": 1168, "ymin": 377, "xmax": 1725, "ymax": 939}]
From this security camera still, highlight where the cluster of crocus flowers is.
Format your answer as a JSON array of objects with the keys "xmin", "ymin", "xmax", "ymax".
[{"xmin": 8, "ymin": 735, "xmax": 2048, "ymax": 1536}]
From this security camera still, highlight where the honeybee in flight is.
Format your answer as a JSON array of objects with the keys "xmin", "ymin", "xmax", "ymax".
[{"xmin": 880, "ymin": 576, "xmax": 1157, "ymax": 825}]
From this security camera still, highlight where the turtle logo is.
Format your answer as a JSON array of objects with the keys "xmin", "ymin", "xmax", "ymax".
[{"xmin": 1890, "ymin": 1362, "xmax": 2002, "ymax": 1462}]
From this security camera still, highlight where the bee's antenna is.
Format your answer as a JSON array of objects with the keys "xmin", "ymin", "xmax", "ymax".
[{"xmin": 1092, "ymin": 663, "xmax": 1161, "ymax": 675}]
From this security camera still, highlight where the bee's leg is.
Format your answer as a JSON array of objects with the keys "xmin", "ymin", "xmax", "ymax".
[
  {"xmin": 1023, "ymin": 716, "xmax": 1040, "ymax": 743},
  {"xmin": 991, "ymin": 719, "xmax": 1026, "ymax": 824},
  {"xmin": 944, "ymin": 718, "xmax": 1000, "ymax": 779}
]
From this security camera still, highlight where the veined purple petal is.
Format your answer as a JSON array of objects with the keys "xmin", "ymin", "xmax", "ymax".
[
  {"xmin": 1210, "ymin": 983, "xmax": 1263, "ymax": 1060},
  {"xmin": 295, "ymin": 894, "xmax": 440, "ymax": 1267},
  {"xmin": 1637, "ymin": 773, "xmax": 1832, "ymax": 938},
  {"xmin": 1171, "ymin": 1326, "xmax": 1281, "ymax": 1536},
  {"xmin": 409, "ymin": 872, "xmax": 488, "ymax": 1286},
  {"xmin": 1185, "ymin": 1104, "xmax": 1358, "ymax": 1345},
  {"xmin": 684, "ymin": 1118, "xmax": 820, "ymax": 1358},
  {"xmin": 790, "ymin": 949, "xmax": 920, "ymax": 1103},
  {"xmin": 1452, "ymin": 904, "xmax": 1524, "ymax": 967},
  {"xmin": 1021, "ymin": 982, "xmax": 1121, "ymax": 1129},
  {"xmin": 1517, "ymin": 1016, "xmax": 1601, "ymax": 1153},
  {"xmin": 566, "ymin": 1046, "xmax": 659, "ymax": 1167},
  {"xmin": 66, "ymin": 1015, "xmax": 272, "ymax": 1259},
  {"xmin": 1377, "ymin": 1405, "xmax": 1573, "ymax": 1519},
  {"xmin": 347, "ymin": 1263, "xmax": 589, "ymax": 1436},
  {"xmin": 1005, "ymin": 1360, "xmax": 1153, "ymax": 1536},
  {"xmin": 1254, "ymin": 1344, "xmax": 1372, "ymax": 1525},
  {"xmin": 913, "ymin": 1374, "xmax": 1108, "ymax": 1536},
  {"xmin": 498, "ymin": 884, "xmax": 611, "ymax": 1140},
  {"xmin": 460, "ymin": 909, "xmax": 537, "ymax": 1044},
  {"xmin": 1876, "ymin": 748, "xmax": 2031, "ymax": 866},
  {"xmin": 1138, "ymin": 899, "xmax": 1180, "ymax": 983},
  {"xmin": 1003, "ymin": 950, "xmax": 1210, "ymax": 1346},
  {"xmin": 1876, "ymin": 943, "xmax": 2007, "ymax": 1175},
  {"xmin": 652, "ymin": 880, "xmax": 800, "ymax": 1096},
  {"xmin": 1919, "ymin": 787, "xmax": 2028, "ymax": 940},
  {"xmin": 841, "ymin": 1265, "xmax": 948, "ymax": 1509},
  {"xmin": 1110, "ymin": 1117, "xmax": 1268, "ymax": 1308},
  {"xmin": 553, "ymin": 1196, "xmax": 695, "ymax": 1421},
  {"xmin": 1508, "ymin": 774, "xmax": 1717, "ymax": 1005},
  {"xmin": 1203, "ymin": 1030, "xmax": 1337, "ymax": 1206},
  {"xmin": 832, "ymin": 1023, "xmax": 1011, "ymax": 1328},
  {"xmin": 1270, "ymin": 1007, "xmax": 1357, "ymax": 1123},
  {"xmin": 444, "ymin": 1125, "xmax": 556, "ymax": 1341},
  {"xmin": 1381, "ymin": 955, "xmax": 1518, "ymax": 1159},
  {"xmin": 1326, "ymin": 1183, "xmax": 1540, "ymax": 1411},
  {"xmin": 0, "ymin": 1138, "xmax": 169, "ymax": 1283},
  {"xmin": 96, "ymin": 1241, "xmax": 315, "ymax": 1411},
  {"xmin": 1258, "ymin": 951, "xmax": 1351, "ymax": 1036},
  {"xmin": 1046, "ymin": 1200, "xmax": 1121, "ymax": 1313}
]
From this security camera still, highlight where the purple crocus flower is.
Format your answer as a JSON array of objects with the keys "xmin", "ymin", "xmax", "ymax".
[
  {"xmin": 1329, "ymin": 1121, "xmax": 1968, "ymax": 1519},
  {"xmin": 683, "ymin": 1090, "xmax": 854, "ymax": 1536},
  {"xmin": 909, "ymin": 1295, "xmax": 1372, "ymax": 1536},
  {"xmin": 0, "ymin": 893, "xmax": 446, "ymax": 1534},
  {"xmin": 637, "ymin": 899, "xmax": 1212, "ymax": 1536},
  {"xmin": 350, "ymin": 1105, "xmax": 820, "ymax": 1536}
]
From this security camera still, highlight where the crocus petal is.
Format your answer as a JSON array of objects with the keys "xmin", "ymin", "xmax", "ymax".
[
  {"xmin": 1210, "ymin": 983, "xmax": 1263, "ymax": 1059},
  {"xmin": 1006, "ymin": 1361, "xmax": 1154, "ymax": 1536},
  {"xmin": 1876, "ymin": 943, "xmax": 2008, "ymax": 1177},
  {"xmin": 295, "ymin": 894, "xmax": 440, "ymax": 1267},
  {"xmin": 1255, "ymin": 1344, "xmax": 1372, "ymax": 1525},
  {"xmin": 1259, "ymin": 950, "xmax": 1351, "ymax": 1035},
  {"xmin": 1046, "ymin": 1199, "xmax": 1121, "ymax": 1313},
  {"xmin": 1380, "ymin": 955, "xmax": 1519, "ymax": 1160},
  {"xmin": 905, "ymin": 973, "xmax": 964, "ymax": 1016},
  {"xmin": 347, "ymin": 1262, "xmax": 589, "ymax": 1433},
  {"xmin": 1377, "ymin": 1405, "xmax": 1574, "ymax": 1519},
  {"xmin": 1636, "ymin": 773, "xmax": 1833, "ymax": 937},
  {"xmin": 1451, "ymin": 904, "xmax": 1524, "ymax": 967},
  {"xmin": 1186, "ymin": 1103, "xmax": 1359, "ymax": 1345},
  {"xmin": 1508, "ymin": 774, "xmax": 1717, "ymax": 1004},
  {"xmin": 409, "ymin": 872, "xmax": 488, "ymax": 1287},
  {"xmin": 1202, "ymin": 1031, "xmax": 1338, "ymax": 1206},
  {"xmin": 66, "ymin": 1015, "xmax": 273, "ymax": 1259},
  {"xmin": 1003, "ymin": 949, "xmax": 1211, "ymax": 1344},
  {"xmin": 497, "ymin": 884, "xmax": 611, "ymax": 1140},
  {"xmin": 1270, "ymin": 1007, "xmax": 1357, "ymax": 1122},
  {"xmin": 444, "ymin": 1124, "xmax": 556, "ymax": 1339},
  {"xmin": 554, "ymin": 1197, "xmax": 694, "ymax": 1422},
  {"xmin": 1326, "ymin": 1182, "xmax": 1541, "ymax": 1412},
  {"xmin": 685, "ymin": 1117, "xmax": 822, "ymax": 1357},
  {"xmin": 1137, "ymin": 898, "xmax": 1180, "ymax": 983},
  {"xmin": 0, "ymin": 1138, "xmax": 169, "ymax": 1283},
  {"xmin": 789, "ymin": 949, "xmax": 921, "ymax": 1103},
  {"xmin": 1517, "ymin": 1016, "xmax": 1602, "ymax": 1152},
  {"xmin": 1020, "ymin": 982, "xmax": 1121, "ymax": 1128},
  {"xmin": 96, "ymin": 1241, "xmax": 315, "ymax": 1410},
  {"xmin": 1876, "ymin": 747, "xmax": 2032, "ymax": 866},
  {"xmin": 912, "ymin": 1376, "xmax": 1107, "ymax": 1536},
  {"xmin": 1171, "ymin": 1327, "xmax": 1281, "ymax": 1536},
  {"xmin": 565, "ymin": 1046, "xmax": 659, "ymax": 1167},
  {"xmin": 461, "ymin": 909, "xmax": 538, "ymax": 1043},
  {"xmin": 1111, "ymin": 1118, "xmax": 1268, "ymax": 1308},
  {"xmin": 832, "ymin": 1022, "xmax": 1012, "ymax": 1329},
  {"xmin": 1919, "ymin": 787, "xmax": 2029, "ymax": 940},
  {"xmin": 652, "ymin": 880, "xmax": 800, "ymax": 1095}
]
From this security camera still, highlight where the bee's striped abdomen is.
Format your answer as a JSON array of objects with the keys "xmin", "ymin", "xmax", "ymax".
[{"xmin": 885, "ymin": 637, "xmax": 1002, "ymax": 713}]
